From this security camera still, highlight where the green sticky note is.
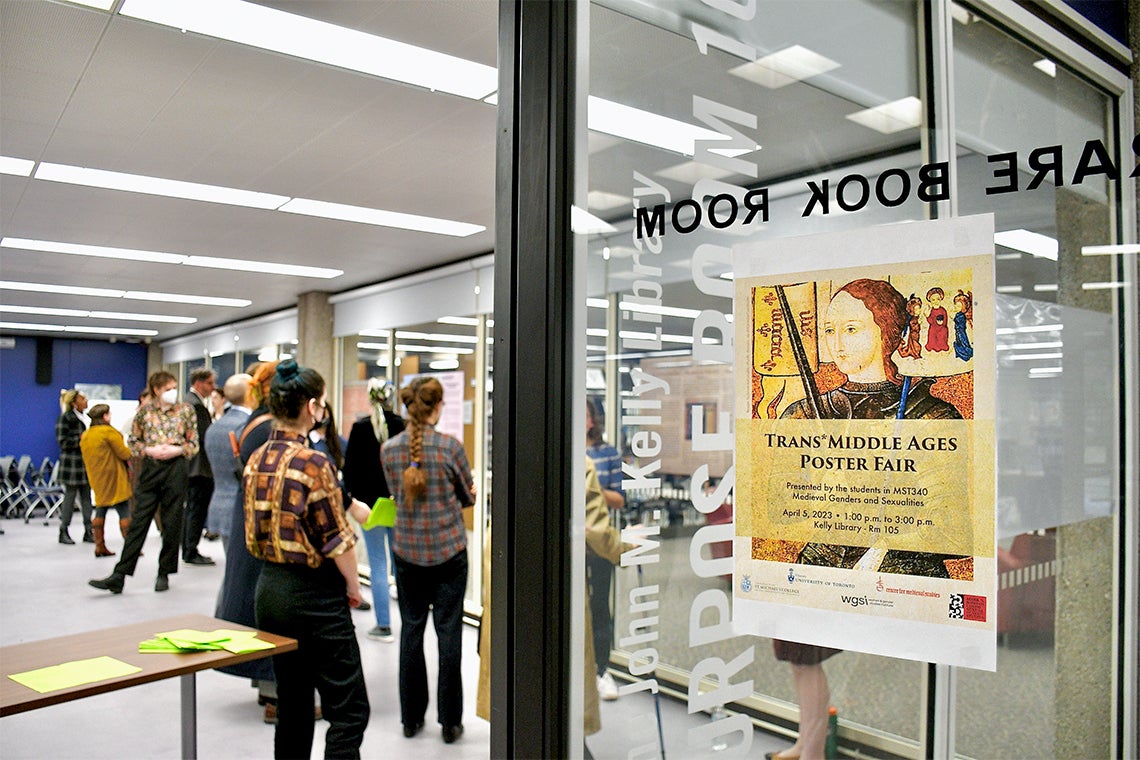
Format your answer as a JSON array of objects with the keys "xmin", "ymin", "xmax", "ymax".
[
  {"xmin": 8, "ymin": 656, "xmax": 142, "ymax": 694},
  {"xmin": 221, "ymin": 637, "xmax": 275, "ymax": 654},
  {"xmin": 154, "ymin": 628, "xmax": 231, "ymax": 645},
  {"xmin": 363, "ymin": 497, "xmax": 396, "ymax": 529}
]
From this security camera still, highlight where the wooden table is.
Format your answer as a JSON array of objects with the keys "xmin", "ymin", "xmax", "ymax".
[{"xmin": 0, "ymin": 613, "xmax": 296, "ymax": 759}]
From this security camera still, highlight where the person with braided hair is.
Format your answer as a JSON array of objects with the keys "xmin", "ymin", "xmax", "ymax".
[{"xmin": 380, "ymin": 376, "xmax": 475, "ymax": 745}]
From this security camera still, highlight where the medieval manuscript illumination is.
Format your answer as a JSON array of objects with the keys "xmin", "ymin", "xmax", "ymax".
[{"xmin": 733, "ymin": 216, "xmax": 997, "ymax": 670}]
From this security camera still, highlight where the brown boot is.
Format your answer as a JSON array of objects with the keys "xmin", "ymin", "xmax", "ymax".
[
  {"xmin": 119, "ymin": 517, "xmax": 141, "ymax": 556},
  {"xmin": 93, "ymin": 517, "xmax": 115, "ymax": 557}
]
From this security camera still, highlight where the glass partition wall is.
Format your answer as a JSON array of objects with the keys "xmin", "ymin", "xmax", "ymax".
[
  {"xmin": 340, "ymin": 315, "xmax": 491, "ymax": 616},
  {"xmin": 559, "ymin": 1, "xmax": 1135, "ymax": 758}
]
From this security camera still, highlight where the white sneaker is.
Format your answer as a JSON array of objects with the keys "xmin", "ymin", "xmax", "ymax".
[{"xmin": 597, "ymin": 672, "xmax": 619, "ymax": 701}]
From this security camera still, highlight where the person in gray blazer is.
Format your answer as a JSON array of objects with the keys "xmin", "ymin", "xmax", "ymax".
[{"xmin": 202, "ymin": 373, "xmax": 253, "ymax": 555}]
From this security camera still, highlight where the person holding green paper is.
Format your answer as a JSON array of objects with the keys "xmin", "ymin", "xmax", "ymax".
[
  {"xmin": 344, "ymin": 377, "xmax": 405, "ymax": 643},
  {"xmin": 244, "ymin": 360, "xmax": 369, "ymax": 759}
]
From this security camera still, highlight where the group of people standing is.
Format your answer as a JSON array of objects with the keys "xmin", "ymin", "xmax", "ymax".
[{"xmin": 67, "ymin": 360, "xmax": 472, "ymax": 758}]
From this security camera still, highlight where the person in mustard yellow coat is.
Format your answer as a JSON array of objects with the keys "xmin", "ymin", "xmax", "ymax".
[{"xmin": 80, "ymin": 404, "xmax": 133, "ymax": 557}]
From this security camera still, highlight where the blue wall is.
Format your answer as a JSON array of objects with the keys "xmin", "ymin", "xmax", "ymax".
[{"xmin": 0, "ymin": 337, "xmax": 149, "ymax": 463}]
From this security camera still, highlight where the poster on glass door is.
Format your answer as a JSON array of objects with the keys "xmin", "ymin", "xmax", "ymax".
[
  {"xmin": 731, "ymin": 215, "xmax": 997, "ymax": 670},
  {"xmin": 400, "ymin": 370, "xmax": 466, "ymax": 443}
]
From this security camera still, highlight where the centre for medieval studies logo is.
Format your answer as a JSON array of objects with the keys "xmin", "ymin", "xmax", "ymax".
[
  {"xmin": 787, "ymin": 567, "xmax": 796, "ymax": 584},
  {"xmin": 740, "ymin": 574, "xmax": 753, "ymax": 593}
]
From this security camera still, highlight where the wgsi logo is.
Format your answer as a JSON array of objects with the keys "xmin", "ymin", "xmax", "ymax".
[
  {"xmin": 740, "ymin": 575, "xmax": 753, "ymax": 593},
  {"xmin": 841, "ymin": 595, "xmax": 869, "ymax": 608},
  {"xmin": 787, "ymin": 568, "xmax": 796, "ymax": 584}
]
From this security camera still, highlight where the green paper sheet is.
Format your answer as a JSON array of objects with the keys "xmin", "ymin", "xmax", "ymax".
[
  {"xmin": 363, "ymin": 497, "xmax": 396, "ymax": 529},
  {"xmin": 138, "ymin": 629, "xmax": 275, "ymax": 654},
  {"xmin": 8, "ymin": 656, "xmax": 142, "ymax": 694}
]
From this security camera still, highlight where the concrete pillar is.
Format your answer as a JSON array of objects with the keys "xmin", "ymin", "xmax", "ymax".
[
  {"xmin": 1053, "ymin": 516, "xmax": 1113, "ymax": 757},
  {"xmin": 296, "ymin": 291, "xmax": 335, "ymax": 391},
  {"xmin": 1050, "ymin": 179, "xmax": 1114, "ymax": 759}
]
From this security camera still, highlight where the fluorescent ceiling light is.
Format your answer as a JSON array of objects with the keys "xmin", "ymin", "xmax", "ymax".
[
  {"xmin": 0, "ymin": 305, "xmax": 195, "ymax": 324},
  {"xmin": 996, "ymin": 285, "xmax": 1023, "ymax": 293},
  {"xmin": 182, "ymin": 255, "xmax": 341, "ymax": 279},
  {"xmin": 119, "ymin": 0, "xmax": 498, "ymax": 100},
  {"xmin": 996, "ymin": 341, "xmax": 1063, "ymax": 351},
  {"xmin": 429, "ymin": 359, "xmax": 461, "ymax": 370},
  {"xmin": 1028, "ymin": 367, "xmax": 1063, "ymax": 375},
  {"xmin": 588, "ymin": 190, "xmax": 631, "ymax": 212},
  {"xmin": 125, "ymin": 290, "xmax": 251, "ymax": 307},
  {"xmin": 2, "ymin": 238, "xmax": 183, "ymax": 264},
  {"xmin": 995, "ymin": 229, "xmax": 1058, "ymax": 260},
  {"xmin": 587, "ymin": 328, "xmax": 608, "ymax": 338},
  {"xmin": 1033, "ymin": 284, "xmax": 1058, "ymax": 292},
  {"xmin": 571, "ymin": 206, "xmax": 617, "ymax": 235},
  {"xmin": 996, "ymin": 324, "xmax": 1062, "ymax": 335},
  {"xmin": 27, "ymin": 162, "xmax": 480, "ymax": 239},
  {"xmin": 395, "ymin": 344, "xmax": 473, "ymax": 354},
  {"xmin": 0, "ymin": 156, "xmax": 35, "ymax": 177},
  {"xmin": 395, "ymin": 331, "xmax": 478, "ymax": 344},
  {"xmin": 1004, "ymin": 352, "xmax": 1063, "ymax": 361},
  {"xmin": 1082, "ymin": 244, "xmax": 1140, "ymax": 256},
  {"xmin": 357, "ymin": 342, "xmax": 389, "ymax": 351},
  {"xmin": 846, "ymin": 96, "xmax": 922, "ymax": 134},
  {"xmin": 279, "ymin": 198, "xmax": 483, "ymax": 237},
  {"xmin": 0, "ymin": 280, "xmax": 249, "ymax": 308},
  {"xmin": 587, "ymin": 298, "xmax": 609, "ymax": 309},
  {"xmin": 1032, "ymin": 59, "xmax": 1057, "ymax": 78},
  {"xmin": 0, "ymin": 321, "xmax": 157, "ymax": 337},
  {"xmin": 35, "ymin": 162, "xmax": 289, "ymax": 209},
  {"xmin": 656, "ymin": 160, "xmax": 737, "ymax": 184},
  {"xmin": 1081, "ymin": 281, "xmax": 1127, "ymax": 290},
  {"xmin": 730, "ymin": 45, "xmax": 840, "ymax": 89},
  {"xmin": 588, "ymin": 96, "xmax": 730, "ymax": 156},
  {"xmin": 0, "ymin": 280, "xmax": 125, "ymax": 298},
  {"xmin": 358, "ymin": 329, "xmax": 392, "ymax": 337},
  {"xmin": 437, "ymin": 316, "xmax": 478, "ymax": 326},
  {"xmin": 619, "ymin": 301, "xmax": 701, "ymax": 319}
]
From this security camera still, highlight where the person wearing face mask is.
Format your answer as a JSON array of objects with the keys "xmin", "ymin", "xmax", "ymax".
[
  {"xmin": 55, "ymin": 388, "xmax": 93, "ymax": 545},
  {"xmin": 89, "ymin": 370, "xmax": 199, "ymax": 595}
]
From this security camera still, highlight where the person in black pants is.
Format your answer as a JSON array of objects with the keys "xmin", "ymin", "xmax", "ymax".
[
  {"xmin": 183, "ymin": 366, "xmax": 217, "ymax": 565},
  {"xmin": 245, "ymin": 360, "xmax": 369, "ymax": 759},
  {"xmin": 380, "ymin": 376, "xmax": 475, "ymax": 744},
  {"xmin": 89, "ymin": 370, "xmax": 199, "ymax": 594}
]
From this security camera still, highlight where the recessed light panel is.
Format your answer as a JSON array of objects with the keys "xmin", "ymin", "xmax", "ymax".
[
  {"xmin": 0, "ymin": 156, "xmax": 35, "ymax": 177},
  {"xmin": 995, "ymin": 230, "xmax": 1058, "ymax": 260},
  {"xmin": 845, "ymin": 96, "xmax": 922, "ymax": 134},
  {"xmin": 730, "ymin": 45, "xmax": 840, "ymax": 89},
  {"xmin": 119, "ymin": 0, "xmax": 497, "ymax": 100},
  {"xmin": 279, "ymin": 198, "xmax": 484, "ymax": 237},
  {"xmin": 35, "ymin": 162, "xmax": 289, "ymax": 209}
]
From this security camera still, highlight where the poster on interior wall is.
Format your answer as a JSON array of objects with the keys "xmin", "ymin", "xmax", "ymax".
[
  {"xmin": 400, "ymin": 370, "xmax": 465, "ymax": 442},
  {"xmin": 731, "ymin": 215, "xmax": 997, "ymax": 671}
]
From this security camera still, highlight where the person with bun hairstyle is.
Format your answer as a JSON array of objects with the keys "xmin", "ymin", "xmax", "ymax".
[
  {"xmin": 381, "ymin": 376, "xmax": 475, "ymax": 744},
  {"xmin": 243, "ymin": 360, "xmax": 369, "ymax": 759}
]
